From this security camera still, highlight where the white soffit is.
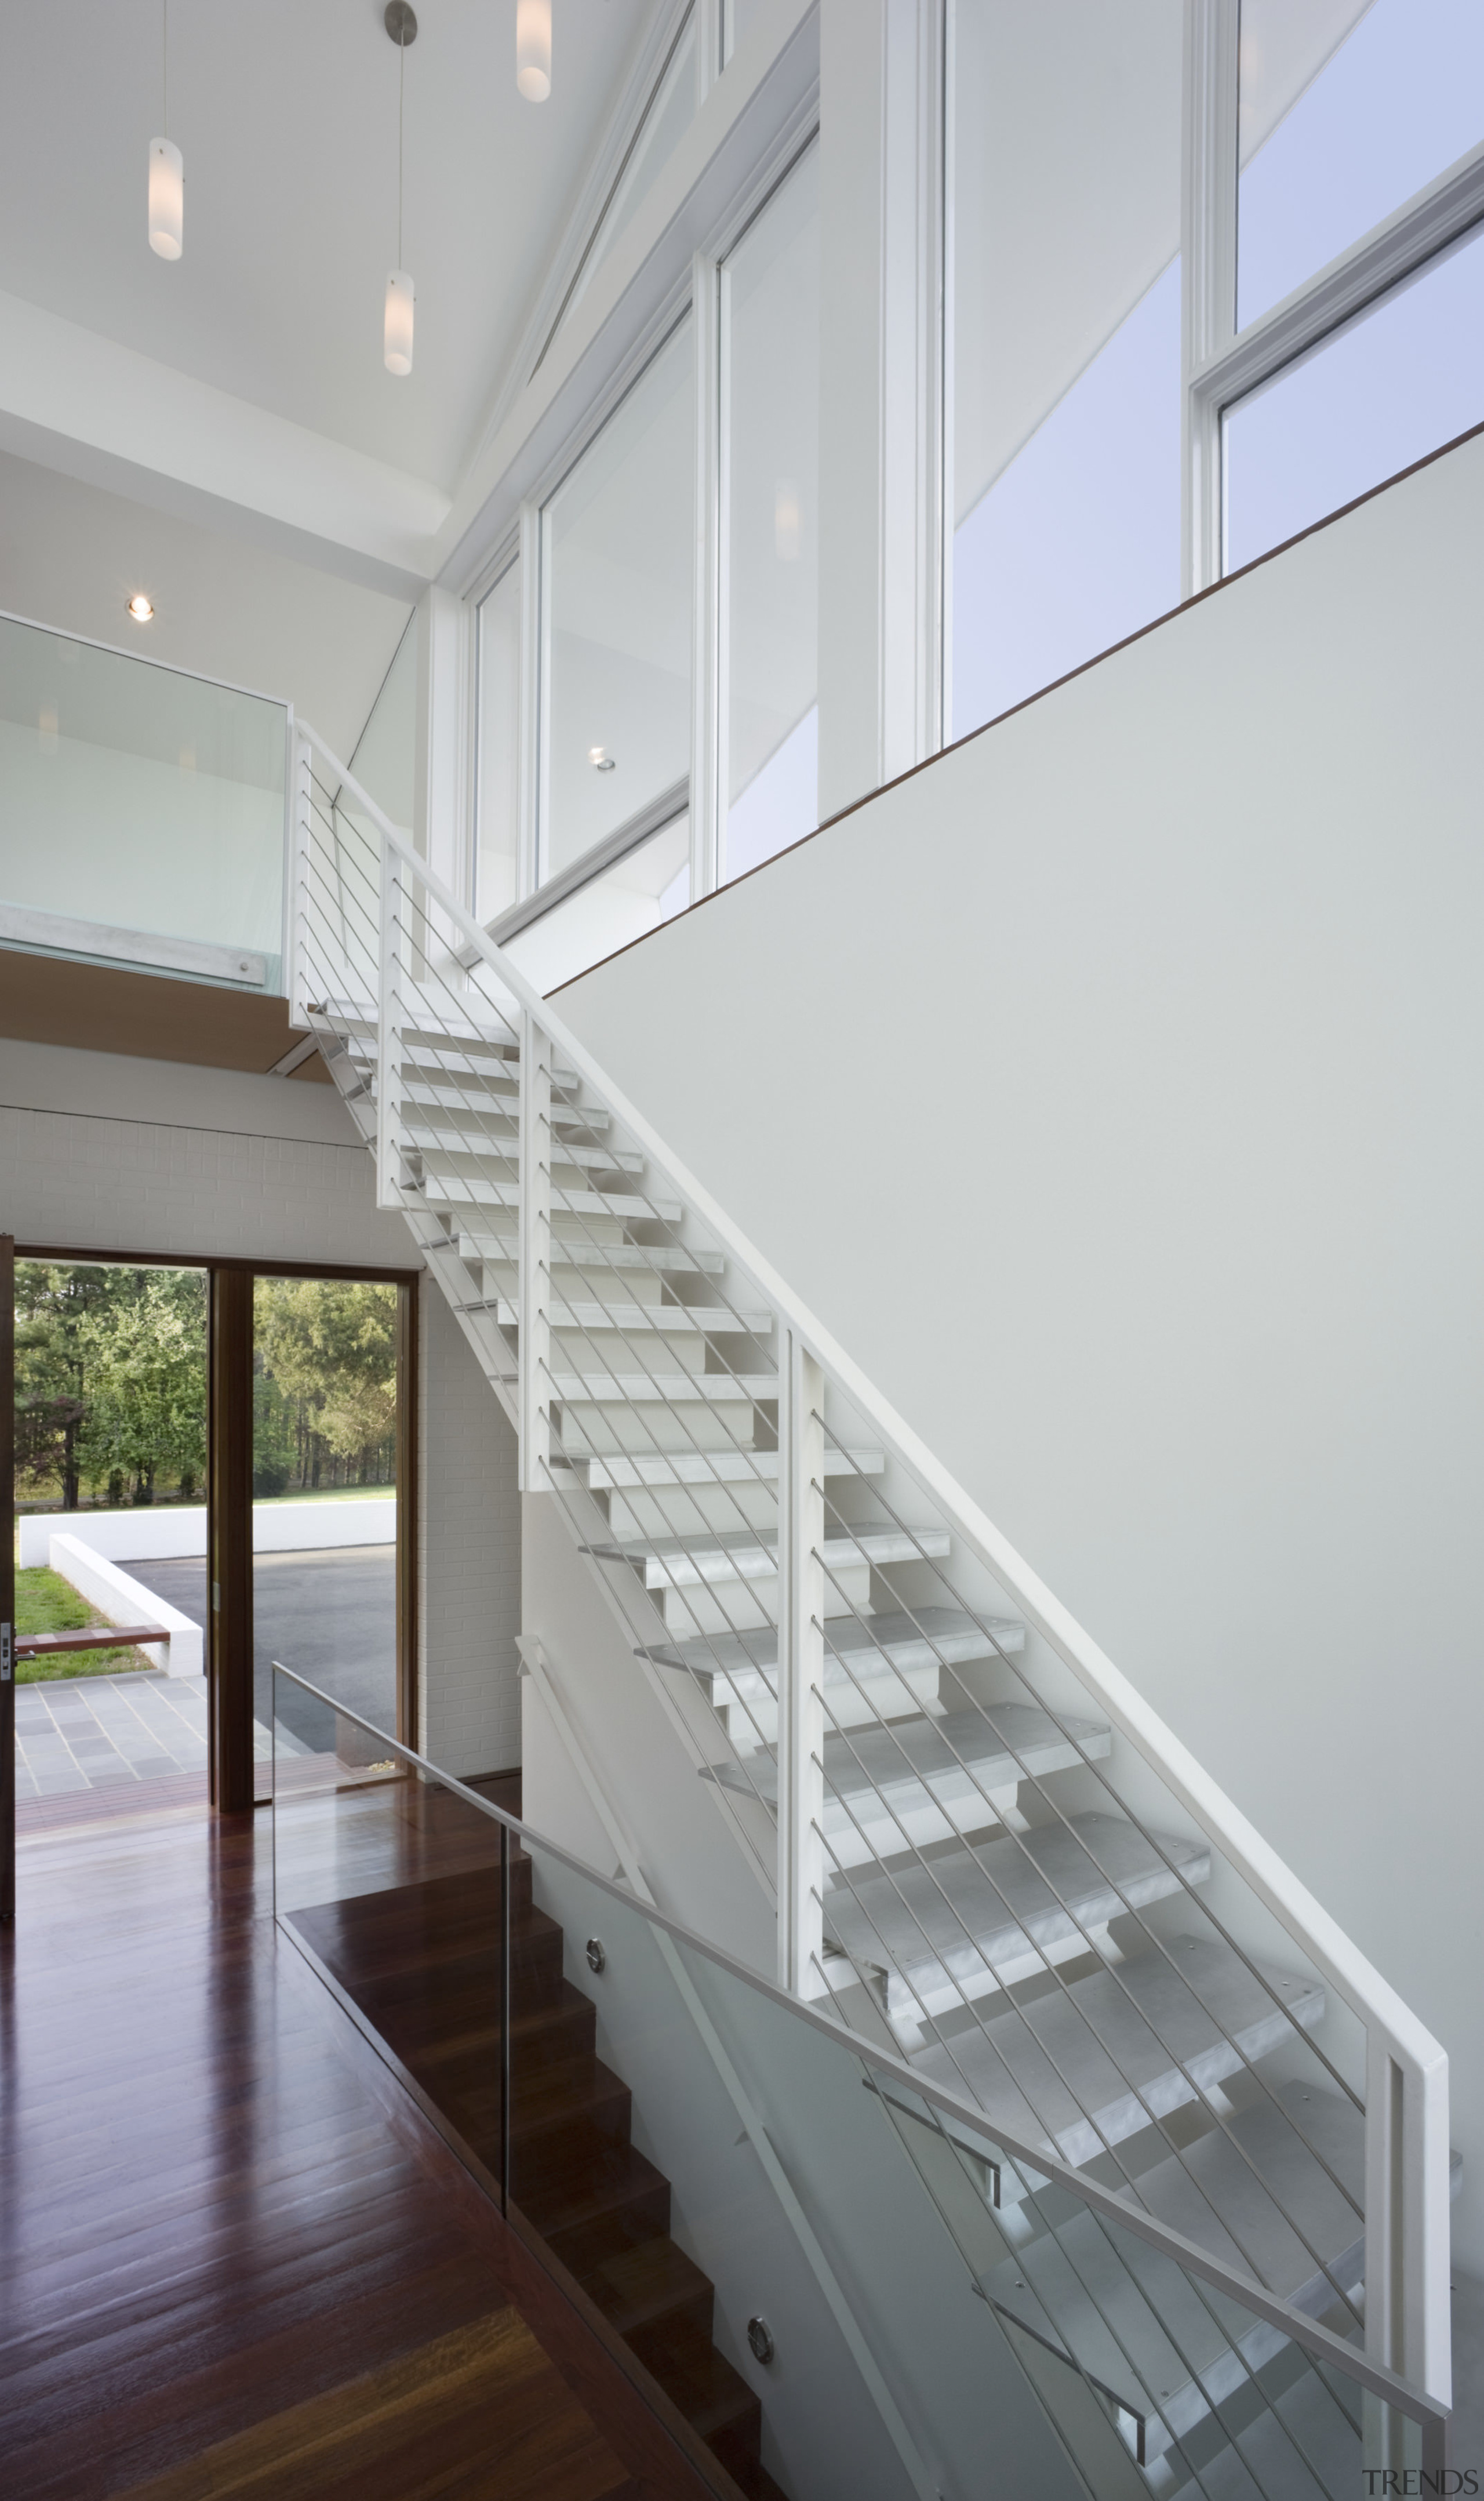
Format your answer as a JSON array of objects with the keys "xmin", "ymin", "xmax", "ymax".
[{"xmin": 0, "ymin": 450, "xmax": 412, "ymax": 762}]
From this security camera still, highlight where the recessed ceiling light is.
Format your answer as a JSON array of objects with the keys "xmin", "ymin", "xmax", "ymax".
[{"xmin": 126, "ymin": 594, "xmax": 155, "ymax": 623}]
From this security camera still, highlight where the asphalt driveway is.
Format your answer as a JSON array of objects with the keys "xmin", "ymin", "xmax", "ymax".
[{"xmin": 126, "ymin": 1546, "xmax": 398, "ymax": 1754}]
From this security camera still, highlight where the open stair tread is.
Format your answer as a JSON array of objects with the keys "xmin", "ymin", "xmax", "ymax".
[
  {"xmin": 706, "ymin": 1702, "xmax": 1112, "ymax": 1819},
  {"xmin": 555, "ymin": 1373, "xmax": 778, "ymax": 1404},
  {"xmin": 825, "ymin": 1812, "xmax": 1212, "ymax": 2013},
  {"xmin": 592, "ymin": 1526, "xmax": 951, "ymax": 1588},
  {"xmin": 457, "ymin": 1233, "xmax": 726, "ymax": 1274},
  {"xmin": 562, "ymin": 1445, "xmax": 883, "ymax": 1490},
  {"xmin": 418, "ymin": 1173, "xmax": 683, "ymax": 1223},
  {"xmin": 914, "ymin": 1935, "xmax": 1325, "ymax": 2179},
  {"xmin": 642, "ymin": 1605, "xmax": 1024, "ymax": 1685},
  {"xmin": 977, "ymin": 2080, "xmax": 1383, "ymax": 2459},
  {"xmin": 492, "ymin": 1299, "xmax": 773, "ymax": 1335}
]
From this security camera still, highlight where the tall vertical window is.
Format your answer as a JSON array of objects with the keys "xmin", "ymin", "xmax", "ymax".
[
  {"xmin": 1237, "ymin": 0, "xmax": 1484, "ymax": 333},
  {"xmin": 475, "ymin": 559, "xmax": 521, "ymax": 924},
  {"xmin": 544, "ymin": 9, "xmax": 699, "ymax": 354},
  {"xmin": 950, "ymin": 2, "xmax": 1183, "ymax": 741},
  {"xmin": 723, "ymin": 141, "xmax": 819, "ymax": 881},
  {"xmin": 541, "ymin": 317, "xmax": 695, "ymax": 885}
]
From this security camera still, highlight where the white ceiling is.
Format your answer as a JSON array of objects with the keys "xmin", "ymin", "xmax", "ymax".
[
  {"xmin": 0, "ymin": 448, "xmax": 411, "ymax": 757},
  {"xmin": 0, "ymin": 0, "xmax": 660, "ymax": 495}
]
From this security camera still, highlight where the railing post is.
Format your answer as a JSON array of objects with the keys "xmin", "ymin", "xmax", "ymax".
[
  {"xmin": 284, "ymin": 726, "xmax": 312, "ymax": 1028},
  {"xmin": 1364, "ymin": 2033, "xmax": 1452, "ymax": 2442},
  {"xmin": 518, "ymin": 1010, "xmax": 552, "ymax": 1492},
  {"xmin": 376, "ymin": 842, "xmax": 406, "ymax": 1211},
  {"xmin": 777, "ymin": 1328, "xmax": 826, "ymax": 1997}
]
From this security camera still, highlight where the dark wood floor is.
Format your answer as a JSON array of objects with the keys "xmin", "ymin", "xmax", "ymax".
[{"xmin": 0, "ymin": 1795, "xmax": 743, "ymax": 2501}]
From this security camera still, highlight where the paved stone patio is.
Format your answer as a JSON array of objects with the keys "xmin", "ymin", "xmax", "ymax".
[{"xmin": 13, "ymin": 1672, "xmax": 280, "ymax": 1800}]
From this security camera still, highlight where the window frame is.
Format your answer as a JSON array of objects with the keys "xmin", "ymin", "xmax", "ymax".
[{"xmin": 1183, "ymin": 0, "xmax": 1484, "ymax": 592}]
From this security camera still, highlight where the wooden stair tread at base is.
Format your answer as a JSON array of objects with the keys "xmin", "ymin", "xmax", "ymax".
[
  {"xmin": 580, "ymin": 2237, "xmax": 718, "ymax": 2341},
  {"xmin": 625, "ymin": 2314, "xmax": 762, "ymax": 2448}
]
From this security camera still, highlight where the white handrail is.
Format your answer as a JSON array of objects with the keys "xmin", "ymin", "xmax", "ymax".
[{"xmin": 296, "ymin": 721, "xmax": 1452, "ymax": 2405}]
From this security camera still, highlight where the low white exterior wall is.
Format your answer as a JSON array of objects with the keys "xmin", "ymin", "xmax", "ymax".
[
  {"xmin": 47, "ymin": 1531, "xmax": 202, "ymax": 1677},
  {"xmin": 19, "ymin": 1497, "xmax": 397, "ymax": 1569}
]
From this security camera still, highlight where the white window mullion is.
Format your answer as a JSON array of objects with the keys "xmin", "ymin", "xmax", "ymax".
[
  {"xmin": 517, "ymin": 501, "xmax": 544, "ymax": 907},
  {"xmin": 1181, "ymin": 0, "xmax": 1240, "ymax": 598},
  {"xmin": 692, "ymin": 253, "xmax": 724, "ymax": 901}
]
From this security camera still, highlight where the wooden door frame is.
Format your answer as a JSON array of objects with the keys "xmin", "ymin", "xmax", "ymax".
[
  {"xmin": 11, "ymin": 1245, "xmax": 421, "ymax": 1824},
  {"xmin": 2, "ymin": 1234, "xmax": 14, "ymax": 1919}
]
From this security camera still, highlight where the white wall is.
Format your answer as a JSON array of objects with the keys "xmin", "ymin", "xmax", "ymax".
[
  {"xmin": 18, "ymin": 1499, "xmax": 397, "ymax": 1566},
  {"xmin": 552, "ymin": 429, "xmax": 1484, "ymax": 2272},
  {"xmin": 0, "ymin": 1035, "xmax": 520, "ymax": 1776}
]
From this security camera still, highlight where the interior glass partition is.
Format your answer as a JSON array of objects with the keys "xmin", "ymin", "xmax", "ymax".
[
  {"xmin": 949, "ymin": 5, "xmax": 1183, "ymax": 741},
  {"xmin": 0, "ymin": 613, "xmax": 288, "ymax": 990},
  {"xmin": 540, "ymin": 318, "xmax": 695, "ymax": 888},
  {"xmin": 270, "ymin": 1665, "xmax": 1449, "ymax": 2501},
  {"xmin": 723, "ymin": 141, "xmax": 820, "ymax": 882}
]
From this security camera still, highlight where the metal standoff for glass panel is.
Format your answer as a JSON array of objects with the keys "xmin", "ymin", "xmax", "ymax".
[
  {"xmin": 746, "ymin": 2317, "xmax": 775, "ymax": 2366},
  {"xmin": 585, "ymin": 1937, "xmax": 606, "ymax": 1975}
]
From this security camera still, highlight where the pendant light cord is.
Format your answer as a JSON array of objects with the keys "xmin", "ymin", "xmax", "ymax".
[
  {"xmin": 162, "ymin": 0, "xmax": 169, "ymax": 137},
  {"xmin": 397, "ymin": 27, "xmax": 405, "ymax": 268}
]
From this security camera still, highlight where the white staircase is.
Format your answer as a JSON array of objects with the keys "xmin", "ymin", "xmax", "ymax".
[{"xmin": 288, "ymin": 727, "xmax": 1456, "ymax": 2496}]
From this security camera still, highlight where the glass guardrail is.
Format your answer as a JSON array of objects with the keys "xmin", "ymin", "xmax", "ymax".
[
  {"xmin": 0, "ymin": 612, "xmax": 289, "ymax": 991},
  {"xmin": 268, "ymin": 1663, "xmax": 1449, "ymax": 2501}
]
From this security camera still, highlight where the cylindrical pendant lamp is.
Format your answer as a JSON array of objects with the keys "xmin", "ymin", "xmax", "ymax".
[
  {"xmin": 384, "ymin": 270, "xmax": 416, "ymax": 375},
  {"xmin": 517, "ymin": 0, "xmax": 552, "ymax": 101},
  {"xmin": 148, "ymin": 136, "xmax": 183, "ymax": 259}
]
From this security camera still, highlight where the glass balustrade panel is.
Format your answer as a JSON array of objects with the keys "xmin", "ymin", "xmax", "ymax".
[
  {"xmin": 0, "ymin": 613, "xmax": 288, "ymax": 989},
  {"xmin": 266, "ymin": 1668, "xmax": 1440, "ymax": 2501}
]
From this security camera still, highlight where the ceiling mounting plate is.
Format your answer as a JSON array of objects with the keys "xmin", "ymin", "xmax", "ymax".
[{"xmin": 384, "ymin": 3, "xmax": 417, "ymax": 45}]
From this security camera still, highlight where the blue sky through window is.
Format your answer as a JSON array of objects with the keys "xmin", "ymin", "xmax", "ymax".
[{"xmin": 952, "ymin": 260, "xmax": 1181, "ymax": 741}]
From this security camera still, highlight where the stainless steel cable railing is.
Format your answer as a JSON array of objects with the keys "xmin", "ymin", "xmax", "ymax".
[{"xmin": 284, "ymin": 721, "xmax": 1454, "ymax": 2463}]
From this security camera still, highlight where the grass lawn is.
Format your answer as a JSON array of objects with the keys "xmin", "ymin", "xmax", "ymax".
[{"xmin": 15, "ymin": 1566, "xmax": 155, "ymax": 1684}]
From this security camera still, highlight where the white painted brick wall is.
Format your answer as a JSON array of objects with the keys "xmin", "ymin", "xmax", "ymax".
[{"xmin": 0, "ymin": 1038, "xmax": 521, "ymax": 1775}]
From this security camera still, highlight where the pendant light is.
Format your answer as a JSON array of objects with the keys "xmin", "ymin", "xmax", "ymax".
[
  {"xmin": 384, "ymin": 4, "xmax": 417, "ymax": 376},
  {"xmin": 148, "ymin": 1, "xmax": 183, "ymax": 260},
  {"xmin": 517, "ymin": 0, "xmax": 552, "ymax": 101}
]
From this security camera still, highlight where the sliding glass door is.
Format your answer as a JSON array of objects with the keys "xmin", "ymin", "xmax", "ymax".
[{"xmin": 252, "ymin": 1274, "xmax": 404, "ymax": 1793}]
